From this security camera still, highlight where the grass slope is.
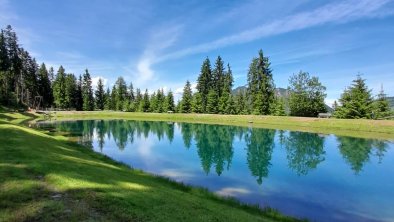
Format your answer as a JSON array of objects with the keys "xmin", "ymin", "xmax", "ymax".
[
  {"xmin": 53, "ymin": 111, "xmax": 394, "ymax": 140},
  {"xmin": 0, "ymin": 114, "xmax": 301, "ymax": 222}
]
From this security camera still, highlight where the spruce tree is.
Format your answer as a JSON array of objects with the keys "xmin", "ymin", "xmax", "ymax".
[
  {"xmin": 225, "ymin": 95, "xmax": 236, "ymax": 114},
  {"xmin": 192, "ymin": 92, "xmax": 203, "ymax": 113},
  {"xmin": 335, "ymin": 75, "xmax": 374, "ymax": 119},
  {"xmin": 135, "ymin": 88, "xmax": 142, "ymax": 112},
  {"xmin": 218, "ymin": 64, "xmax": 233, "ymax": 114},
  {"xmin": 212, "ymin": 56, "xmax": 225, "ymax": 98},
  {"xmin": 95, "ymin": 78, "xmax": 105, "ymax": 110},
  {"xmin": 82, "ymin": 69, "xmax": 94, "ymax": 111},
  {"xmin": 4, "ymin": 25, "xmax": 22, "ymax": 105},
  {"xmin": 128, "ymin": 82, "xmax": 135, "ymax": 101},
  {"xmin": 150, "ymin": 92, "xmax": 158, "ymax": 112},
  {"xmin": 64, "ymin": 74, "xmax": 77, "ymax": 109},
  {"xmin": 53, "ymin": 66, "xmax": 67, "ymax": 109},
  {"xmin": 140, "ymin": 89, "xmax": 150, "ymax": 112},
  {"xmin": 156, "ymin": 89, "xmax": 165, "ymax": 113},
  {"xmin": 247, "ymin": 50, "xmax": 275, "ymax": 115},
  {"xmin": 206, "ymin": 89, "xmax": 218, "ymax": 114},
  {"xmin": 114, "ymin": 77, "xmax": 127, "ymax": 111},
  {"xmin": 180, "ymin": 80, "xmax": 193, "ymax": 113},
  {"xmin": 164, "ymin": 90, "xmax": 175, "ymax": 112},
  {"xmin": 75, "ymin": 75, "xmax": 83, "ymax": 111},
  {"xmin": 196, "ymin": 57, "xmax": 212, "ymax": 112},
  {"xmin": 110, "ymin": 85, "xmax": 116, "ymax": 110},
  {"xmin": 235, "ymin": 90, "xmax": 247, "ymax": 115},
  {"xmin": 373, "ymin": 85, "xmax": 391, "ymax": 119},
  {"xmin": 104, "ymin": 87, "xmax": 111, "ymax": 110},
  {"xmin": 271, "ymin": 97, "xmax": 286, "ymax": 116},
  {"xmin": 37, "ymin": 63, "xmax": 53, "ymax": 107}
]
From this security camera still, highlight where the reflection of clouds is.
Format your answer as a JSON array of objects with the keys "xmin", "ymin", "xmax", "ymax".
[
  {"xmin": 160, "ymin": 169, "xmax": 194, "ymax": 180},
  {"xmin": 216, "ymin": 187, "xmax": 251, "ymax": 197},
  {"xmin": 136, "ymin": 137, "xmax": 154, "ymax": 157}
]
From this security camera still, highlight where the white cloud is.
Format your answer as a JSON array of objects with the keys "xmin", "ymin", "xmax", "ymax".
[
  {"xmin": 216, "ymin": 187, "xmax": 251, "ymax": 197},
  {"xmin": 159, "ymin": 0, "xmax": 391, "ymax": 62},
  {"xmin": 325, "ymin": 99, "xmax": 337, "ymax": 108},
  {"xmin": 125, "ymin": 24, "xmax": 183, "ymax": 90},
  {"xmin": 91, "ymin": 76, "xmax": 108, "ymax": 89},
  {"xmin": 160, "ymin": 169, "xmax": 194, "ymax": 180},
  {"xmin": 173, "ymin": 81, "xmax": 197, "ymax": 101}
]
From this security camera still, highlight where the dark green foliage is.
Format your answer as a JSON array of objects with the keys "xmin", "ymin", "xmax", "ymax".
[
  {"xmin": 335, "ymin": 75, "xmax": 374, "ymax": 119},
  {"xmin": 140, "ymin": 89, "xmax": 150, "ymax": 112},
  {"xmin": 152, "ymin": 89, "xmax": 165, "ymax": 113},
  {"xmin": 64, "ymin": 74, "xmax": 77, "ymax": 109},
  {"xmin": 134, "ymin": 88, "xmax": 142, "ymax": 112},
  {"xmin": 235, "ymin": 90, "xmax": 248, "ymax": 115},
  {"xmin": 104, "ymin": 87, "xmax": 111, "ymax": 110},
  {"xmin": 247, "ymin": 50, "xmax": 275, "ymax": 115},
  {"xmin": 225, "ymin": 95, "xmax": 236, "ymax": 114},
  {"xmin": 196, "ymin": 57, "xmax": 212, "ymax": 112},
  {"xmin": 192, "ymin": 92, "xmax": 203, "ymax": 113},
  {"xmin": 53, "ymin": 66, "xmax": 67, "ymax": 109},
  {"xmin": 74, "ymin": 75, "xmax": 83, "ymax": 111},
  {"xmin": 212, "ymin": 56, "xmax": 225, "ymax": 98},
  {"xmin": 20, "ymin": 50, "xmax": 38, "ymax": 106},
  {"xmin": 271, "ymin": 97, "xmax": 286, "ymax": 116},
  {"xmin": 284, "ymin": 132, "xmax": 325, "ymax": 175},
  {"xmin": 218, "ymin": 64, "xmax": 233, "ymax": 114},
  {"xmin": 338, "ymin": 136, "xmax": 388, "ymax": 174},
  {"xmin": 180, "ymin": 81, "xmax": 193, "ymax": 113},
  {"xmin": 82, "ymin": 69, "xmax": 94, "ymax": 111},
  {"xmin": 113, "ymin": 77, "xmax": 127, "ymax": 111},
  {"xmin": 0, "ymin": 25, "xmax": 39, "ymax": 108},
  {"xmin": 288, "ymin": 71, "xmax": 327, "ymax": 117},
  {"xmin": 165, "ymin": 90, "xmax": 175, "ymax": 112},
  {"xmin": 246, "ymin": 128, "xmax": 275, "ymax": 185},
  {"xmin": 150, "ymin": 92, "xmax": 158, "ymax": 112},
  {"xmin": 37, "ymin": 63, "xmax": 53, "ymax": 107},
  {"xmin": 373, "ymin": 86, "xmax": 392, "ymax": 119},
  {"xmin": 110, "ymin": 85, "xmax": 117, "ymax": 110},
  {"xmin": 95, "ymin": 78, "xmax": 105, "ymax": 110},
  {"xmin": 190, "ymin": 123, "xmax": 234, "ymax": 175},
  {"xmin": 206, "ymin": 89, "xmax": 218, "ymax": 114}
]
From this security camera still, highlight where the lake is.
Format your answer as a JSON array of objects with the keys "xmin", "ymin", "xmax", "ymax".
[{"xmin": 36, "ymin": 119, "xmax": 394, "ymax": 222}]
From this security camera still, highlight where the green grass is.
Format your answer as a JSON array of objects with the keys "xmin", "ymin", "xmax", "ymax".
[
  {"xmin": 52, "ymin": 111, "xmax": 394, "ymax": 140},
  {"xmin": 0, "ymin": 114, "xmax": 303, "ymax": 222}
]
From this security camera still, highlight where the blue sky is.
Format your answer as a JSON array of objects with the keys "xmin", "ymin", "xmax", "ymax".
[{"xmin": 1, "ymin": 0, "xmax": 394, "ymax": 104}]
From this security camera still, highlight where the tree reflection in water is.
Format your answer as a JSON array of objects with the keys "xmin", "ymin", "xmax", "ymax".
[{"xmin": 40, "ymin": 120, "xmax": 390, "ymax": 184}]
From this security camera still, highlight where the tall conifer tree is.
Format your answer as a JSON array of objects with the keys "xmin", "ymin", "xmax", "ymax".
[
  {"xmin": 82, "ymin": 69, "xmax": 94, "ymax": 111},
  {"xmin": 247, "ymin": 50, "xmax": 275, "ymax": 115},
  {"xmin": 95, "ymin": 78, "xmax": 105, "ymax": 110}
]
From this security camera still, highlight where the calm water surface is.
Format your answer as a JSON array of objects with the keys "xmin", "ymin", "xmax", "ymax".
[{"xmin": 36, "ymin": 120, "xmax": 394, "ymax": 222}]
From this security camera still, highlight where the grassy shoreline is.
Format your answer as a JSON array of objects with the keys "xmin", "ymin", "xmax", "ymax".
[
  {"xmin": 50, "ymin": 111, "xmax": 394, "ymax": 140},
  {"xmin": 0, "ymin": 111, "xmax": 303, "ymax": 222}
]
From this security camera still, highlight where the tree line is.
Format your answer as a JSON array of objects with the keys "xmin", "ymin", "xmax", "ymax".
[{"xmin": 0, "ymin": 25, "xmax": 391, "ymax": 119}]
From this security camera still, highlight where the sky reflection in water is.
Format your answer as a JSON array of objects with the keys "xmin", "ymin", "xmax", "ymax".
[{"xmin": 37, "ymin": 120, "xmax": 394, "ymax": 222}]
